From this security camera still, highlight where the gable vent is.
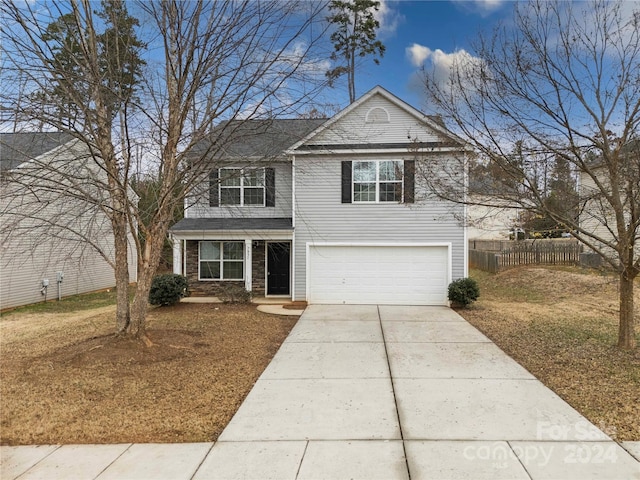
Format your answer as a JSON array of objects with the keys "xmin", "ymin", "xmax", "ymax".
[{"xmin": 365, "ymin": 107, "xmax": 390, "ymax": 124}]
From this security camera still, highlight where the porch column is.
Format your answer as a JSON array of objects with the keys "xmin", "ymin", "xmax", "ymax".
[
  {"xmin": 172, "ymin": 236, "xmax": 182, "ymax": 275},
  {"xmin": 245, "ymin": 239, "xmax": 252, "ymax": 292}
]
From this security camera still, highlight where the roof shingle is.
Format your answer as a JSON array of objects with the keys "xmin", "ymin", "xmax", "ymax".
[
  {"xmin": 193, "ymin": 119, "xmax": 326, "ymax": 159},
  {"xmin": 170, "ymin": 217, "xmax": 293, "ymax": 232},
  {"xmin": 0, "ymin": 132, "xmax": 75, "ymax": 172}
]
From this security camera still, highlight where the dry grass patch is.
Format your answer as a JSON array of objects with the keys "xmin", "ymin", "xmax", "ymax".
[
  {"xmin": 1, "ymin": 303, "xmax": 297, "ymax": 445},
  {"xmin": 459, "ymin": 266, "xmax": 640, "ymax": 441}
]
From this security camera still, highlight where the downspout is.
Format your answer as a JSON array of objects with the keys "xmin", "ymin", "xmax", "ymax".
[
  {"xmin": 463, "ymin": 151, "xmax": 469, "ymax": 278},
  {"xmin": 291, "ymin": 153, "xmax": 296, "ymax": 301}
]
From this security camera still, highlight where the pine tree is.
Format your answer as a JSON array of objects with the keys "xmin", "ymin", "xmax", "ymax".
[
  {"xmin": 326, "ymin": 0, "xmax": 385, "ymax": 103},
  {"xmin": 39, "ymin": 0, "xmax": 145, "ymax": 124}
]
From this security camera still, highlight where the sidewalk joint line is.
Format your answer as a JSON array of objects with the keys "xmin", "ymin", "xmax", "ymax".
[
  {"xmin": 294, "ymin": 440, "xmax": 310, "ymax": 480},
  {"xmin": 506, "ymin": 440, "xmax": 535, "ymax": 480},
  {"xmin": 377, "ymin": 305, "xmax": 412, "ymax": 480},
  {"xmin": 14, "ymin": 444, "xmax": 63, "ymax": 480},
  {"xmin": 92, "ymin": 443, "xmax": 132, "ymax": 480},
  {"xmin": 189, "ymin": 442, "xmax": 216, "ymax": 480}
]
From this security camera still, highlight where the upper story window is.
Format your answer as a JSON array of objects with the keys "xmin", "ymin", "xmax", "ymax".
[
  {"xmin": 209, "ymin": 167, "xmax": 275, "ymax": 208},
  {"xmin": 220, "ymin": 168, "xmax": 265, "ymax": 206},
  {"xmin": 341, "ymin": 160, "xmax": 414, "ymax": 204},
  {"xmin": 353, "ymin": 160, "xmax": 403, "ymax": 203}
]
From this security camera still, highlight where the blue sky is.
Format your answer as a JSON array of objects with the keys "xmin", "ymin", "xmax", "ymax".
[{"xmin": 327, "ymin": 0, "xmax": 513, "ymax": 110}]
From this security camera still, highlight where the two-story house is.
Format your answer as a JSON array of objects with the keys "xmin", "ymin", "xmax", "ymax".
[
  {"xmin": 170, "ymin": 86, "xmax": 468, "ymax": 305},
  {"xmin": 0, "ymin": 132, "xmax": 138, "ymax": 309}
]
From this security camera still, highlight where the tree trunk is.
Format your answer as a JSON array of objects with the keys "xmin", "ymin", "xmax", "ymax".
[
  {"xmin": 348, "ymin": 48, "xmax": 356, "ymax": 104},
  {"xmin": 129, "ymin": 267, "xmax": 153, "ymax": 346},
  {"xmin": 618, "ymin": 271, "xmax": 637, "ymax": 350},
  {"xmin": 112, "ymin": 213, "xmax": 131, "ymax": 333},
  {"xmin": 128, "ymin": 232, "xmax": 166, "ymax": 346}
]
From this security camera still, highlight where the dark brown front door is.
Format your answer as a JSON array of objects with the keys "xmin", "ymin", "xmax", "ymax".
[{"xmin": 267, "ymin": 242, "xmax": 290, "ymax": 295}]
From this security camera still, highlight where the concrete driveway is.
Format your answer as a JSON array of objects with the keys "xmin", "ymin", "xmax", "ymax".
[{"xmin": 3, "ymin": 305, "xmax": 639, "ymax": 479}]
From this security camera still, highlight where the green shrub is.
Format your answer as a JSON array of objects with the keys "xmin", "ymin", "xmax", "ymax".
[
  {"xmin": 448, "ymin": 277, "xmax": 480, "ymax": 307},
  {"xmin": 149, "ymin": 274, "xmax": 189, "ymax": 306}
]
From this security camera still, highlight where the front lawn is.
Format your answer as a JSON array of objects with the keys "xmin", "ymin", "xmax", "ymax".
[
  {"xmin": 459, "ymin": 266, "xmax": 640, "ymax": 441},
  {"xmin": 0, "ymin": 302, "xmax": 297, "ymax": 445}
]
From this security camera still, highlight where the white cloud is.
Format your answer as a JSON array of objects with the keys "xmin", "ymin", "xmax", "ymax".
[
  {"xmin": 406, "ymin": 43, "xmax": 432, "ymax": 67},
  {"xmin": 282, "ymin": 41, "xmax": 331, "ymax": 77},
  {"xmin": 374, "ymin": 0, "xmax": 404, "ymax": 37},
  {"xmin": 406, "ymin": 43, "xmax": 484, "ymax": 94},
  {"xmin": 451, "ymin": 0, "xmax": 506, "ymax": 17}
]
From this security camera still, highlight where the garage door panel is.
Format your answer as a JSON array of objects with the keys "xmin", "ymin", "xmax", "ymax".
[{"xmin": 308, "ymin": 245, "xmax": 449, "ymax": 305}]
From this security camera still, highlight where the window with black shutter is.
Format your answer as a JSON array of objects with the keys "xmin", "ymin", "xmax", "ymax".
[
  {"xmin": 344, "ymin": 160, "xmax": 412, "ymax": 203},
  {"xmin": 404, "ymin": 160, "xmax": 415, "ymax": 203},
  {"xmin": 341, "ymin": 161, "xmax": 352, "ymax": 203},
  {"xmin": 265, "ymin": 167, "xmax": 275, "ymax": 207},
  {"xmin": 209, "ymin": 170, "xmax": 219, "ymax": 207},
  {"xmin": 211, "ymin": 167, "xmax": 272, "ymax": 206}
]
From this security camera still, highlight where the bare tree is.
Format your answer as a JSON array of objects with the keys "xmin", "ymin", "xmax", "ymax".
[
  {"xmin": 419, "ymin": 0, "xmax": 639, "ymax": 349},
  {"xmin": 1, "ymin": 0, "xmax": 328, "ymax": 345}
]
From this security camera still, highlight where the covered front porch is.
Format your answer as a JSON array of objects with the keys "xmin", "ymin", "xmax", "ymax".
[{"xmin": 170, "ymin": 218, "xmax": 293, "ymax": 299}]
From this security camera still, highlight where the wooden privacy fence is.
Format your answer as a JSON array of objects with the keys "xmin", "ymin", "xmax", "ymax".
[
  {"xmin": 469, "ymin": 238, "xmax": 578, "ymax": 252},
  {"xmin": 469, "ymin": 241, "xmax": 583, "ymax": 273},
  {"xmin": 469, "ymin": 249, "xmax": 501, "ymax": 273}
]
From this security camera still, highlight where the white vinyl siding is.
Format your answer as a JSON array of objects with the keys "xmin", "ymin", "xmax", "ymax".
[
  {"xmin": 579, "ymin": 170, "xmax": 638, "ymax": 262},
  {"xmin": 0, "ymin": 230, "xmax": 136, "ymax": 309},
  {"xmin": 308, "ymin": 94, "xmax": 444, "ymax": 146},
  {"xmin": 0, "ymin": 141, "xmax": 137, "ymax": 309}
]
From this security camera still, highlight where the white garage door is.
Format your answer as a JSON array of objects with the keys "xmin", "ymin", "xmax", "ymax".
[{"xmin": 307, "ymin": 245, "xmax": 449, "ymax": 305}]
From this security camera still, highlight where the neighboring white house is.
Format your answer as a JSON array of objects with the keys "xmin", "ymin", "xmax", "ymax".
[
  {"xmin": 0, "ymin": 132, "xmax": 137, "ymax": 309},
  {"xmin": 170, "ymin": 86, "xmax": 468, "ymax": 305},
  {"xmin": 466, "ymin": 195, "xmax": 523, "ymax": 240},
  {"xmin": 579, "ymin": 157, "xmax": 640, "ymax": 264}
]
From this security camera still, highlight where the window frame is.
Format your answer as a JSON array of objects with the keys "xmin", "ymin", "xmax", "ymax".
[
  {"xmin": 198, "ymin": 241, "xmax": 245, "ymax": 281},
  {"xmin": 352, "ymin": 160, "xmax": 404, "ymax": 203},
  {"xmin": 219, "ymin": 167, "xmax": 266, "ymax": 207}
]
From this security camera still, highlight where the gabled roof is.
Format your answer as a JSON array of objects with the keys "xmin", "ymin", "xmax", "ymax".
[
  {"xmin": 0, "ymin": 132, "xmax": 75, "ymax": 172},
  {"xmin": 194, "ymin": 118, "xmax": 327, "ymax": 160},
  {"xmin": 189, "ymin": 86, "xmax": 466, "ymax": 161},
  {"xmin": 287, "ymin": 85, "xmax": 466, "ymax": 152}
]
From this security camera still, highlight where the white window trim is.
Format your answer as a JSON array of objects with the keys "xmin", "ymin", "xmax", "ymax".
[
  {"xmin": 219, "ymin": 167, "xmax": 266, "ymax": 207},
  {"xmin": 198, "ymin": 240, "xmax": 245, "ymax": 281},
  {"xmin": 352, "ymin": 160, "xmax": 404, "ymax": 204}
]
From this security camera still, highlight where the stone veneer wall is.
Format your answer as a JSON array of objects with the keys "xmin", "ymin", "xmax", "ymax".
[
  {"xmin": 185, "ymin": 240, "xmax": 244, "ymax": 296},
  {"xmin": 252, "ymin": 241, "xmax": 266, "ymax": 296},
  {"xmin": 185, "ymin": 239, "xmax": 266, "ymax": 297}
]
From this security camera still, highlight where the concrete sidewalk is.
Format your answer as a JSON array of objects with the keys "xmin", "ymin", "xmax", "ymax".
[{"xmin": 2, "ymin": 305, "xmax": 639, "ymax": 479}]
